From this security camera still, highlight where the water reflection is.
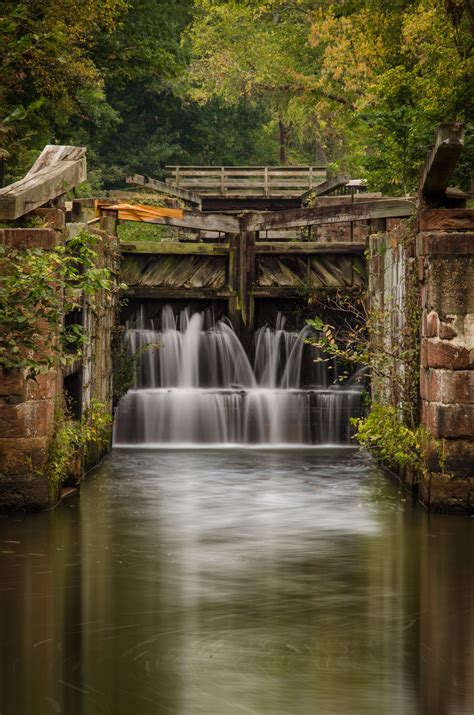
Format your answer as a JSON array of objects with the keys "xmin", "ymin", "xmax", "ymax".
[{"xmin": 0, "ymin": 449, "xmax": 473, "ymax": 714}]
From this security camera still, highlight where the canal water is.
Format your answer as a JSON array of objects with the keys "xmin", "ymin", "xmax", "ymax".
[{"xmin": 1, "ymin": 448, "xmax": 473, "ymax": 715}]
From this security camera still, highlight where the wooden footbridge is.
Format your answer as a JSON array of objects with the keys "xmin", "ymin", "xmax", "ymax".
[{"xmin": 0, "ymin": 144, "xmax": 417, "ymax": 338}]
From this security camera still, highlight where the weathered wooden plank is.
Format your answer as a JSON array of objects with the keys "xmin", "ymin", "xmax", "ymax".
[
  {"xmin": 0, "ymin": 145, "xmax": 87, "ymax": 219},
  {"xmin": 250, "ymin": 286, "xmax": 362, "ymax": 297},
  {"xmin": 301, "ymin": 174, "xmax": 351, "ymax": 202},
  {"xmin": 119, "ymin": 241, "xmax": 230, "ymax": 255},
  {"xmin": 123, "ymin": 287, "xmax": 233, "ymax": 299},
  {"xmin": 243, "ymin": 198, "xmax": 415, "ymax": 231},
  {"xmin": 107, "ymin": 207, "xmax": 239, "ymax": 233},
  {"xmin": 419, "ymin": 122, "xmax": 465, "ymax": 199},
  {"xmin": 126, "ymin": 173, "xmax": 202, "ymax": 207},
  {"xmin": 255, "ymin": 241, "xmax": 366, "ymax": 254}
]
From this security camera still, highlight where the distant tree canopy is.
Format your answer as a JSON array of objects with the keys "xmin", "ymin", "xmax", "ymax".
[{"xmin": 1, "ymin": 0, "xmax": 472, "ymax": 193}]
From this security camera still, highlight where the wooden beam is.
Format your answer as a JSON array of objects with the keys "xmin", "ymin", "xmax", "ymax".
[
  {"xmin": 105, "ymin": 206, "xmax": 240, "ymax": 233},
  {"xmin": 126, "ymin": 173, "xmax": 202, "ymax": 208},
  {"xmin": 419, "ymin": 122, "xmax": 465, "ymax": 199},
  {"xmin": 250, "ymin": 286, "xmax": 362, "ymax": 298},
  {"xmin": 243, "ymin": 198, "xmax": 415, "ymax": 232},
  {"xmin": 255, "ymin": 241, "xmax": 366, "ymax": 254},
  {"xmin": 119, "ymin": 241, "xmax": 230, "ymax": 255},
  {"xmin": 0, "ymin": 145, "xmax": 87, "ymax": 220},
  {"xmin": 123, "ymin": 287, "xmax": 232, "ymax": 299},
  {"xmin": 300, "ymin": 174, "xmax": 350, "ymax": 202}
]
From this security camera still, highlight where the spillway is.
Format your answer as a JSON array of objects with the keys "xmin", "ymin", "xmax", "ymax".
[{"xmin": 113, "ymin": 306, "xmax": 363, "ymax": 447}]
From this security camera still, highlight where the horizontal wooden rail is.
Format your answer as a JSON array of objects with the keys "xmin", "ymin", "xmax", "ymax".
[
  {"xmin": 104, "ymin": 206, "xmax": 240, "ymax": 233},
  {"xmin": 165, "ymin": 165, "xmax": 327, "ymax": 197},
  {"xmin": 243, "ymin": 198, "xmax": 415, "ymax": 231},
  {"xmin": 255, "ymin": 241, "xmax": 366, "ymax": 254},
  {"xmin": 120, "ymin": 241, "xmax": 229, "ymax": 255}
]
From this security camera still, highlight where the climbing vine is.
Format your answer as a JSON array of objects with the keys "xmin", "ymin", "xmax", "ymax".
[{"xmin": 0, "ymin": 230, "xmax": 122, "ymax": 379}]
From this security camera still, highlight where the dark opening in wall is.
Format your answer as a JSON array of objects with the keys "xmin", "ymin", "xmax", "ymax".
[
  {"xmin": 64, "ymin": 372, "xmax": 82, "ymax": 421},
  {"xmin": 64, "ymin": 308, "xmax": 83, "ymax": 354}
]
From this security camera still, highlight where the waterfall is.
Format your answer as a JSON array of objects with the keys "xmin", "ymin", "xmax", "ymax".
[{"xmin": 113, "ymin": 306, "xmax": 363, "ymax": 447}]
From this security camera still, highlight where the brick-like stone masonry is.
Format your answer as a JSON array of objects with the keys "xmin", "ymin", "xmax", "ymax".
[{"xmin": 417, "ymin": 213, "xmax": 474, "ymax": 511}]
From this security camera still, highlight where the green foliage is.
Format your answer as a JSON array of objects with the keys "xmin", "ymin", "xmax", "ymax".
[
  {"xmin": 46, "ymin": 399, "xmax": 112, "ymax": 498},
  {"xmin": 112, "ymin": 334, "xmax": 160, "ymax": 405},
  {"xmin": 118, "ymin": 222, "xmax": 179, "ymax": 243},
  {"xmin": 0, "ymin": 230, "xmax": 117, "ymax": 379},
  {"xmin": 1, "ymin": 0, "xmax": 127, "ymax": 179},
  {"xmin": 351, "ymin": 403, "xmax": 430, "ymax": 475},
  {"xmin": 2, "ymin": 0, "xmax": 472, "ymax": 191}
]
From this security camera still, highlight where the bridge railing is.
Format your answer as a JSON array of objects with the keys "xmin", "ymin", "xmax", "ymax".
[{"xmin": 165, "ymin": 165, "xmax": 327, "ymax": 197}]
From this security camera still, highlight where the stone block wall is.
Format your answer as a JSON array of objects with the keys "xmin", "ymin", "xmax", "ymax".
[
  {"xmin": 0, "ymin": 228, "xmax": 62, "ymax": 511},
  {"xmin": 368, "ymin": 209, "xmax": 474, "ymax": 511},
  {"xmin": 0, "ymin": 221, "xmax": 118, "ymax": 512},
  {"xmin": 417, "ymin": 214, "xmax": 474, "ymax": 511}
]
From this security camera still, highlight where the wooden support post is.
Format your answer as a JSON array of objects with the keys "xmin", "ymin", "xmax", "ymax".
[
  {"xmin": 239, "ymin": 230, "xmax": 256, "ymax": 345},
  {"xmin": 99, "ymin": 209, "xmax": 118, "ymax": 235},
  {"xmin": 264, "ymin": 167, "xmax": 269, "ymax": 197},
  {"xmin": 227, "ymin": 233, "xmax": 242, "ymax": 335}
]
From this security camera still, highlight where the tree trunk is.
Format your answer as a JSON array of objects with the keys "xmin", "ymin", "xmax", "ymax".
[{"xmin": 279, "ymin": 120, "xmax": 289, "ymax": 165}]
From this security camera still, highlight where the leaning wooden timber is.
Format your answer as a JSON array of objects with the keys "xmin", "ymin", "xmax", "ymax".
[
  {"xmin": 243, "ymin": 198, "xmax": 415, "ymax": 231},
  {"xmin": 126, "ymin": 173, "xmax": 202, "ymax": 208},
  {"xmin": 0, "ymin": 145, "xmax": 87, "ymax": 220},
  {"xmin": 418, "ymin": 122, "xmax": 465, "ymax": 200}
]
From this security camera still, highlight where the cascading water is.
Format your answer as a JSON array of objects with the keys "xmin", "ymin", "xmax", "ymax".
[{"xmin": 113, "ymin": 306, "xmax": 364, "ymax": 447}]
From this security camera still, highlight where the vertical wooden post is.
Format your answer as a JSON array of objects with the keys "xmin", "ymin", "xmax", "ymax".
[
  {"xmin": 239, "ymin": 229, "xmax": 256, "ymax": 346},
  {"xmin": 175, "ymin": 166, "xmax": 180, "ymax": 187},
  {"xmin": 227, "ymin": 232, "xmax": 242, "ymax": 336},
  {"xmin": 220, "ymin": 166, "xmax": 225, "ymax": 196},
  {"xmin": 264, "ymin": 167, "xmax": 269, "ymax": 197},
  {"xmin": 99, "ymin": 208, "xmax": 118, "ymax": 235}
]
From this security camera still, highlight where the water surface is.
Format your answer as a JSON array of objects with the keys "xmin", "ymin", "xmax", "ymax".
[{"xmin": 0, "ymin": 449, "xmax": 473, "ymax": 714}]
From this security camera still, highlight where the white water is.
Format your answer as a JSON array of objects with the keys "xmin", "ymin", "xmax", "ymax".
[{"xmin": 113, "ymin": 307, "xmax": 363, "ymax": 447}]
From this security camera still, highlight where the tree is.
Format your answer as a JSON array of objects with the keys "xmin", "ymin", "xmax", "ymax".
[
  {"xmin": 0, "ymin": 0, "xmax": 128, "ymax": 182},
  {"xmin": 185, "ymin": 0, "xmax": 323, "ymax": 164}
]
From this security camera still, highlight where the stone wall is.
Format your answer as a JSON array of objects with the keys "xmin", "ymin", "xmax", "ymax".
[
  {"xmin": 0, "ymin": 218, "xmax": 118, "ymax": 512},
  {"xmin": 368, "ymin": 209, "xmax": 474, "ymax": 512},
  {"xmin": 0, "ymin": 228, "xmax": 62, "ymax": 511},
  {"xmin": 417, "ymin": 211, "xmax": 474, "ymax": 511}
]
